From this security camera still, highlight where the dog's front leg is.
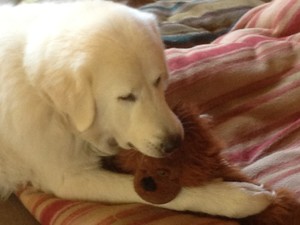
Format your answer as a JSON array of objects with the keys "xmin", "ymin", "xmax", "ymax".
[
  {"xmin": 53, "ymin": 170, "xmax": 273, "ymax": 218},
  {"xmin": 161, "ymin": 181, "xmax": 274, "ymax": 218},
  {"xmin": 54, "ymin": 169, "xmax": 141, "ymax": 204}
]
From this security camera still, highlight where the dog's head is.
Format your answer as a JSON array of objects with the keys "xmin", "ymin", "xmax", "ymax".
[{"xmin": 24, "ymin": 2, "xmax": 183, "ymax": 157}]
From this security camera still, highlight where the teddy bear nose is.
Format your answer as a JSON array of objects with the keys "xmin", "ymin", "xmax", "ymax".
[
  {"xmin": 141, "ymin": 176, "xmax": 157, "ymax": 192},
  {"xmin": 161, "ymin": 134, "xmax": 182, "ymax": 154}
]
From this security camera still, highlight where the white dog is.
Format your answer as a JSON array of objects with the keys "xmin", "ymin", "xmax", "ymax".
[{"xmin": 0, "ymin": 0, "xmax": 273, "ymax": 218}]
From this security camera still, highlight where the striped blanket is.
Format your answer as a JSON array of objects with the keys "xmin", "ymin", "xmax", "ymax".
[{"xmin": 18, "ymin": 0, "xmax": 300, "ymax": 224}]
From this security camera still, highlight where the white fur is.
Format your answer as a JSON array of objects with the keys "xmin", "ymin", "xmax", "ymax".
[{"xmin": 0, "ymin": 1, "xmax": 273, "ymax": 218}]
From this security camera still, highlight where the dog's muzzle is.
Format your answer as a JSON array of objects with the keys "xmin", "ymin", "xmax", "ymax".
[{"xmin": 126, "ymin": 134, "xmax": 182, "ymax": 157}]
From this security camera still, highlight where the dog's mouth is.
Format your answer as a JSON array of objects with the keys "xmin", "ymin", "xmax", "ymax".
[
  {"xmin": 107, "ymin": 137, "xmax": 129, "ymax": 150},
  {"xmin": 107, "ymin": 136, "xmax": 139, "ymax": 151}
]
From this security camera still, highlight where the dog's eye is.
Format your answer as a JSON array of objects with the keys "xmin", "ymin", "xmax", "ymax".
[
  {"xmin": 154, "ymin": 77, "xmax": 161, "ymax": 87},
  {"xmin": 118, "ymin": 93, "xmax": 136, "ymax": 102}
]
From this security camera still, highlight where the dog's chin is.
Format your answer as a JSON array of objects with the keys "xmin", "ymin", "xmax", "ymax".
[
  {"xmin": 110, "ymin": 137, "xmax": 134, "ymax": 152},
  {"xmin": 88, "ymin": 138, "xmax": 121, "ymax": 157},
  {"xmin": 99, "ymin": 138, "xmax": 122, "ymax": 156},
  {"xmin": 109, "ymin": 138, "xmax": 165, "ymax": 158},
  {"xmin": 138, "ymin": 149, "xmax": 164, "ymax": 158}
]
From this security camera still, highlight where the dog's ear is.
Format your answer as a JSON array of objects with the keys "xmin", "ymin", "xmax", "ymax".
[
  {"xmin": 26, "ymin": 63, "xmax": 95, "ymax": 132},
  {"xmin": 46, "ymin": 71, "xmax": 95, "ymax": 132},
  {"xmin": 24, "ymin": 26, "xmax": 96, "ymax": 131}
]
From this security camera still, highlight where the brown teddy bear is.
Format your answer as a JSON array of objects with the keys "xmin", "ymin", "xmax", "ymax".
[{"xmin": 103, "ymin": 105, "xmax": 300, "ymax": 225}]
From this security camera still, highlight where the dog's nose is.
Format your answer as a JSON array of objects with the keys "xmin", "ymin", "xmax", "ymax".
[{"xmin": 161, "ymin": 134, "xmax": 182, "ymax": 154}]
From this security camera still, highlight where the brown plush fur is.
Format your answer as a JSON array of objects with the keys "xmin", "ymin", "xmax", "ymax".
[{"xmin": 103, "ymin": 106, "xmax": 300, "ymax": 225}]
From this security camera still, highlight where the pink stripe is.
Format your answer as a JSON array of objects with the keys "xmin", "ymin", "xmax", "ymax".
[
  {"xmin": 215, "ymin": 70, "xmax": 300, "ymax": 124},
  {"xmin": 97, "ymin": 205, "xmax": 152, "ymax": 225},
  {"xmin": 166, "ymin": 44, "xmax": 211, "ymax": 56},
  {"xmin": 273, "ymin": 0, "xmax": 298, "ymax": 34},
  {"xmin": 232, "ymin": 3, "xmax": 270, "ymax": 30},
  {"xmin": 200, "ymin": 70, "xmax": 286, "ymax": 115},
  {"xmin": 39, "ymin": 200, "xmax": 77, "ymax": 225},
  {"xmin": 127, "ymin": 211, "xmax": 177, "ymax": 225},
  {"xmin": 167, "ymin": 42, "xmax": 253, "ymax": 72},
  {"xmin": 245, "ymin": 6, "xmax": 265, "ymax": 28},
  {"xmin": 266, "ymin": 166, "xmax": 300, "ymax": 186},
  {"xmin": 230, "ymin": 3, "xmax": 269, "ymax": 30},
  {"xmin": 285, "ymin": 33, "xmax": 300, "ymax": 42},
  {"xmin": 168, "ymin": 36, "xmax": 278, "ymax": 74},
  {"xmin": 32, "ymin": 195, "xmax": 53, "ymax": 215},
  {"xmin": 168, "ymin": 39, "xmax": 293, "ymax": 97},
  {"xmin": 227, "ymin": 117, "xmax": 300, "ymax": 165},
  {"xmin": 282, "ymin": 6, "xmax": 300, "ymax": 36},
  {"xmin": 50, "ymin": 201, "xmax": 83, "ymax": 225},
  {"xmin": 167, "ymin": 53, "xmax": 256, "ymax": 97},
  {"xmin": 181, "ymin": 61, "xmax": 288, "ymax": 113},
  {"xmin": 229, "ymin": 110, "xmax": 300, "ymax": 148},
  {"xmin": 167, "ymin": 52, "xmax": 255, "ymax": 94},
  {"xmin": 97, "ymin": 215, "xmax": 117, "ymax": 225},
  {"xmin": 254, "ymin": 155, "xmax": 300, "ymax": 181},
  {"xmin": 236, "ymin": 33, "xmax": 279, "ymax": 44},
  {"xmin": 114, "ymin": 205, "xmax": 150, "ymax": 218},
  {"xmin": 60, "ymin": 204, "xmax": 100, "ymax": 225},
  {"xmin": 169, "ymin": 36, "xmax": 288, "ymax": 78}
]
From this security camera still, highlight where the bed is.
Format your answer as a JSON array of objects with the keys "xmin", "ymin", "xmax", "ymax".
[{"xmin": 14, "ymin": 0, "xmax": 300, "ymax": 224}]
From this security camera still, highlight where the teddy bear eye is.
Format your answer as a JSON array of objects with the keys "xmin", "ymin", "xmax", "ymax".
[
  {"xmin": 118, "ymin": 93, "xmax": 136, "ymax": 102},
  {"xmin": 157, "ymin": 169, "xmax": 170, "ymax": 177}
]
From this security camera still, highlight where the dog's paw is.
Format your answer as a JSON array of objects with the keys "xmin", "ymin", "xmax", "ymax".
[
  {"xmin": 160, "ymin": 181, "xmax": 274, "ymax": 218},
  {"xmin": 218, "ymin": 182, "xmax": 275, "ymax": 218}
]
